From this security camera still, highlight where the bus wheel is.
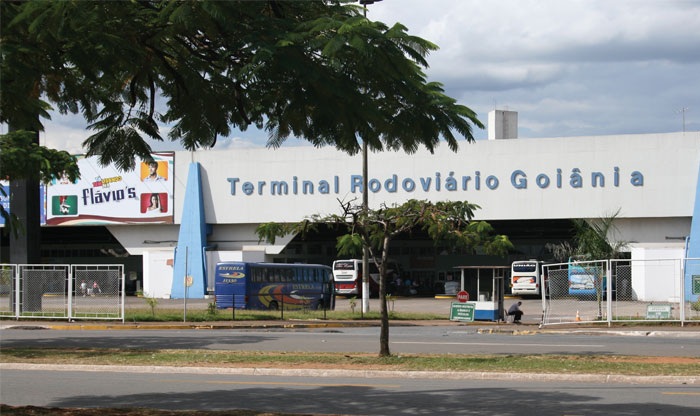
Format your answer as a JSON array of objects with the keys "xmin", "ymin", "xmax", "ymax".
[{"xmin": 268, "ymin": 301, "xmax": 279, "ymax": 311}]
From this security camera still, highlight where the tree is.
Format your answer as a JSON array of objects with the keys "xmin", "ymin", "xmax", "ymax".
[
  {"xmin": 546, "ymin": 210, "xmax": 629, "ymax": 318},
  {"xmin": 0, "ymin": 131, "xmax": 80, "ymax": 238},
  {"xmin": 2, "ymin": 1, "xmax": 482, "ymax": 263},
  {"xmin": 2, "ymin": 1, "xmax": 482, "ymax": 170},
  {"xmin": 257, "ymin": 199, "xmax": 513, "ymax": 356}
]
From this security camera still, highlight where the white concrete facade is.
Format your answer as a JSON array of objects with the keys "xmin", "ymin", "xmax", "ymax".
[{"xmin": 109, "ymin": 130, "xmax": 700, "ymax": 299}]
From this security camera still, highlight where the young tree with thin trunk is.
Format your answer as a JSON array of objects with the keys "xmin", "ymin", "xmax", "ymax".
[{"xmin": 257, "ymin": 199, "xmax": 513, "ymax": 356}]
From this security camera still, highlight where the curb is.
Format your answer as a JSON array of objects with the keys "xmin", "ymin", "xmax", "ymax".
[
  {"xmin": 3, "ymin": 320, "xmax": 699, "ymax": 338},
  {"xmin": 1, "ymin": 363, "xmax": 696, "ymax": 385}
]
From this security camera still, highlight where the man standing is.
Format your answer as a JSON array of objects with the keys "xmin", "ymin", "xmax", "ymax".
[{"xmin": 508, "ymin": 301, "xmax": 524, "ymax": 324}]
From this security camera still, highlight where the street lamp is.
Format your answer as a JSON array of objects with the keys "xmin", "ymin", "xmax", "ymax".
[{"xmin": 358, "ymin": 0, "xmax": 382, "ymax": 314}]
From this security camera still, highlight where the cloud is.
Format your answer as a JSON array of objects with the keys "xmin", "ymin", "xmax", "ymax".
[
  {"xmin": 13, "ymin": 0, "xmax": 700, "ymax": 152},
  {"xmin": 368, "ymin": 0, "xmax": 700, "ymax": 138}
]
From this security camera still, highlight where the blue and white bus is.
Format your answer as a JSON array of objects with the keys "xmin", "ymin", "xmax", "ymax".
[{"xmin": 214, "ymin": 262, "xmax": 335, "ymax": 310}]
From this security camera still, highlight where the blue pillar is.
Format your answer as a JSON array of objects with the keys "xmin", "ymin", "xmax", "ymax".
[
  {"xmin": 171, "ymin": 162, "xmax": 207, "ymax": 299},
  {"xmin": 685, "ymin": 161, "xmax": 700, "ymax": 302}
]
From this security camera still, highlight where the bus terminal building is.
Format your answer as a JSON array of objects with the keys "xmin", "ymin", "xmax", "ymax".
[{"xmin": 2, "ymin": 112, "xmax": 700, "ymax": 303}]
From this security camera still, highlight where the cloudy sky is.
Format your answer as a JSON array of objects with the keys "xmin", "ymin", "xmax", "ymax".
[{"xmin": 13, "ymin": 0, "xmax": 700, "ymax": 153}]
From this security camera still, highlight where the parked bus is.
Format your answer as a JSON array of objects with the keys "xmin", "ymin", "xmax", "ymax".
[
  {"xmin": 510, "ymin": 260, "xmax": 546, "ymax": 296},
  {"xmin": 332, "ymin": 259, "xmax": 403, "ymax": 297},
  {"xmin": 332, "ymin": 259, "xmax": 378, "ymax": 297},
  {"xmin": 214, "ymin": 262, "xmax": 335, "ymax": 310}
]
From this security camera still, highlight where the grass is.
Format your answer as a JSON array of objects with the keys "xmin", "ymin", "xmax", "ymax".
[
  {"xmin": 2, "ymin": 347, "xmax": 699, "ymax": 377},
  {"xmin": 124, "ymin": 307, "xmax": 447, "ymax": 322}
]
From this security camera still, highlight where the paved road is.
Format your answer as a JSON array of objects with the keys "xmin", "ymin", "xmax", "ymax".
[
  {"xmin": 2, "ymin": 296, "xmax": 699, "ymax": 415},
  {"xmin": 2, "ymin": 366, "xmax": 699, "ymax": 415},
  {"xmin": 2, "ymin": 325, "xmax": 699, "ymax": 357}
]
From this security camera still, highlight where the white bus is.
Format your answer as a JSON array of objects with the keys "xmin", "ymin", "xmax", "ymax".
[
  {"xmin": 510, "ymin": 260, "xmax": 546, "ymax": 296},
  {"xmin": 332, "ymin": 259, "xmax": 380, "ymax": 298}
]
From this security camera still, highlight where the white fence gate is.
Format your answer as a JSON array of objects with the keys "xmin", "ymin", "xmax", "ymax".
[
  {"xmin": 541, "ymin": 258, "xmax": 700, "ymax": 326},
  {"xmin": 0, "ymin": 264, "xmax": 124, "ymax": 321}
]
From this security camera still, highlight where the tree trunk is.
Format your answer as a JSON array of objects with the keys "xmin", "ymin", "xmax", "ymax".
[
  {"xmin": 378, "ymin": 235, "xmax": 391, "ymax": 357},
  {"xmin": 8, "ymin": 126, "xmax": 41, "ymax": 265}
]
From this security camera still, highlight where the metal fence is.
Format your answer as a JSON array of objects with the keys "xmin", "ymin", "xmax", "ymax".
[
  {"xmin": 214, "ymin": 292, "xmax": 335, "ymax": 320},
  {"xmin": 0, "ymin": 264, "xmax": 124, "ymax": 321},
  {"xmin": 541, "ymin": 258, "xmax": 700, "ymax": 326}
]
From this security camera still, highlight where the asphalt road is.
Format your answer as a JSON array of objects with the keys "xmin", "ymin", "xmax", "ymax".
[
  {"xmin": 2, "ymin": 366, "xmax": 699, "ymax": 415},
  {"xmin": 2, "ymin": 296, "xmax": 699, "ymax": 414},
  {"xmin": 1, "ymin": 326, "xmax": 699, "ymax": 357}
]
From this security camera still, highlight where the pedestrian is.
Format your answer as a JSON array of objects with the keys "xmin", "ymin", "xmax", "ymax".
[
  {"xmin": 80, "ymin": 280, "xmax": 87, "ymax": 297},
  {"xmin": 507, "ymin": 301, "xmax": 524, "ymax": 324},
  {"xmin": 92, "ymin": 281, "xmax": 101, "ymax": 295}
]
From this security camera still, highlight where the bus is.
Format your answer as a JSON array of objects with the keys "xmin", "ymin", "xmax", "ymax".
[
  {"xmin": 214, "ymin": 262, "xmax": 335, "ymax": 310},
  {"xmin": 332, "ymin": 259, "xmax": 399, "ymax": 298},
  {"xmin": 510, "ymin": 260, "xmax": 546, "ymax": 296}
]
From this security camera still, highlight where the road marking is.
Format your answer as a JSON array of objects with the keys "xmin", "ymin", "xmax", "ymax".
[
  {"xmin": 393, "ymin": 341, "xmax": 605, "ymax": 348},
  {"xmin": 662, "ymin": 392, "xmax": 700, "ymax": 396},
  {"xmin": 160, "ymin": 379, "xmax": 401, "ymax": 388}
]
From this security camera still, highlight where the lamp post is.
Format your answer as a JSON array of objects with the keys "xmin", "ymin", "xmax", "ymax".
[{"xmin": 359, "ymin": 0, "xmax": 381, "ymax": 314}]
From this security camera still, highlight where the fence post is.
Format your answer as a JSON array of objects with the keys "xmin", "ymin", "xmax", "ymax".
[
  {"xmin": 605, "ymin": 259, "xmax": 613, "ymax": 327},
  {"xmin": 67, "ymin": 267, "xmax": 73, "ymax": 320},
  {"xmin": 280, "ymin": 296, "xmax": 284, "ymax": 320},
  {"xmin": 14, "ymin": 265, "xmax": 20, "ymax": 319},
  {"xmin": 680, "ymin": 258, "xmax": 686, "ymax": 325},
  {"xmin": 323, "ymin": 290, "xmax": 327, "ymax": 320}
]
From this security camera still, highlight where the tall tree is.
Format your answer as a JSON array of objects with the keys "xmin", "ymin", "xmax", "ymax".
[
  {"xmin": 2, "ymin": 1, "xmax": 483, "ymax": 264},
  {"xmin": 257, "ymin": 199, "xmax": 513, "ymax": 356},
  {"xmin": 2, "ymin": 1, "xmax": 482, "ymax": 170}
]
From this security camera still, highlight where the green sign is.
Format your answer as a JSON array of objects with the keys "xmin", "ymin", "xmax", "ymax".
[
  {"xmin": 450, "ymin": 302, "xmax": 475, "ymax": 322},
  {"xmin": 693, "ymin": 275, "xmax": 700, "ymax": 295},
  {"xmin": 645, "ymin": 304, "xmax": 672, "ymax": 319}
]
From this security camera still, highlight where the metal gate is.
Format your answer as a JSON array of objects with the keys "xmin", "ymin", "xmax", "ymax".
[
  {"xmin": 0, "ymin": 264, "xmax": 124, "ymax": 321},
  {"xmin": 541, "ymin": 258, "xmax": 698, "ymax": 326}
]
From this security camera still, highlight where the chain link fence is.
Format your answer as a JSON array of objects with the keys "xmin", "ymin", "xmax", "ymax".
[
  {"xmin": 0, "ymin": 264, "xmax": 124, "ymax": 321},
  {"xmin": 542, "ymin": 258, "xmax": 699, "ymax": 326}
]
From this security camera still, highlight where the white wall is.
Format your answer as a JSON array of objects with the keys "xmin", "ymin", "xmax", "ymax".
[
  {"xmin": 175, "ymin": 132, "xmax": 699, "ymax": 225},
  {"xmin": 142, "ymin": 249, "xmax": 175, "ymax": 298},
  {"xmin": 631, "ymin": 247, "xmax": 685, "ymax": 301}
]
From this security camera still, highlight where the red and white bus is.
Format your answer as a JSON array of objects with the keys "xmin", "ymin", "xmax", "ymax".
[{"xmin": 332, "ymin": 259, "xmax": 384, "ymax": 298}]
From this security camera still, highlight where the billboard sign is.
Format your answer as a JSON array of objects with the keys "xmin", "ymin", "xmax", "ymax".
[{"xmin": 45, "ymin": 152, "xmax": 174, "ymax": 225}]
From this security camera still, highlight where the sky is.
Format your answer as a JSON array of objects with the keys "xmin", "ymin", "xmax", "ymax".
[{"xmin": 10, "ymin": 0, "xmax": 700, "ymax": 154}]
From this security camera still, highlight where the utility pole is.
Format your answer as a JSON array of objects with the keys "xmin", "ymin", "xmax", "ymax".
[
  {"xmin": 359, "ymin": 0, "xmax": 382, "ymax": 314},
  {"xmin": 677, "ymin": 107, "xmax": 689, "ymax": 132}
]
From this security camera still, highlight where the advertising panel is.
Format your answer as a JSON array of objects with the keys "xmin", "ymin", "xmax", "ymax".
[
  {"xmin": 0, "ymin": 182, "xmax": 9, "ymax": 226},
  {"xmin": 0, "ymin": 182, "xmax": 46, "ymax": 226},
  {"xmin": 45, "ymin": 152, "xmax": 174, "ymax": 225}
]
